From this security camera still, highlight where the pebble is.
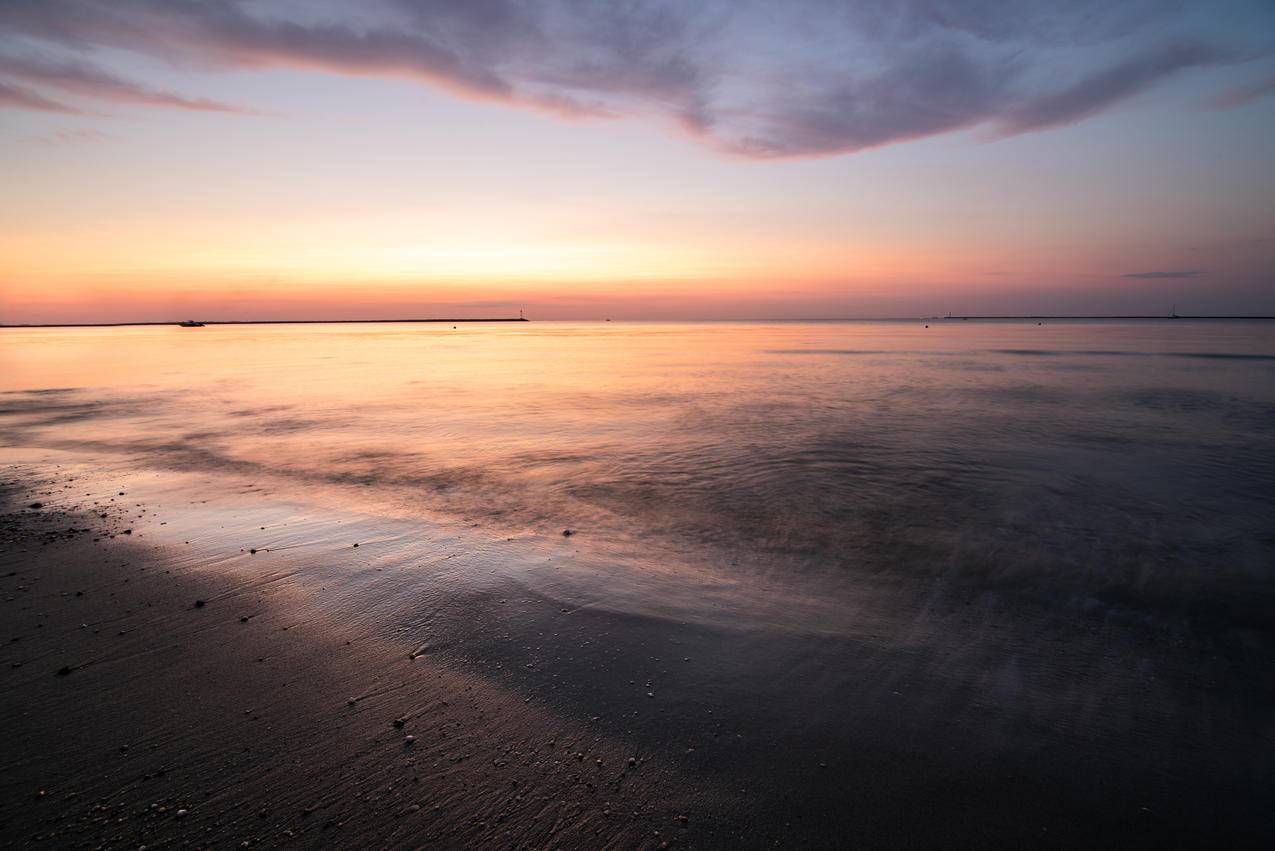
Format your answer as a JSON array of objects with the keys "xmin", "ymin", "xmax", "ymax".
[
  {"xmin": 404, "ymin": 735, "xmax": 416, "ymax": 745},
  {"xmin": 176, "ymin": 809, "xmax": 188, "ymax": 818},
  {"xmin": 561, "ymin": 529, "xmax": 573, "ymax": 537},
  {"xmin": 194, "ymin": 600, "xmax": 206, "ymax": 608}
]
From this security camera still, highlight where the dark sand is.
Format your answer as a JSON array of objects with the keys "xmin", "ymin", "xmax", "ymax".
[
  {"xmin": 0, "ymin": 478, "xmax": 709, "ymax": 848},
  {"xmin": 2, "ymin": 468, "xmax": 1272, "ymax": 849}
]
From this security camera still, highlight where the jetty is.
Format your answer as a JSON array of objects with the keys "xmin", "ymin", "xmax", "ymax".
[{"xmin": 1, "ymin": 317, "xmax": 530, "ymax": 329}]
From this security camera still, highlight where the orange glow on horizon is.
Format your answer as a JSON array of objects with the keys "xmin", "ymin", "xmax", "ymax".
[{"xmin": 2, "ymin": 206, "xmax": 1028, "ymax": 321}]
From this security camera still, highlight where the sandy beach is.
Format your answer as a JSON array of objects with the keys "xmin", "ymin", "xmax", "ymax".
[
  {"xmin": 3, "ymin": 454, "xmax": 1272, "ymax": 849},
  {"xmin": 0, "ymin": 474, "xmax": 710, "ymax": 848}
]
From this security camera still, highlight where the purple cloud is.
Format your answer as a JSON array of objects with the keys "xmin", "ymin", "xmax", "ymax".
[
  {"xmin": 996, "ymin": 42, "xmax": 1230, "ymax": 135},
  {"xmin": 1120, "ymin": 270, "xmax": 1203, "ymax": 279},
  {"xmin": 1210, "ymin": 73, "xmax": 1275, "ymax": 109},
  {"xmin": 0, "ymin": 53, "xmax": 255, "ymax": 113},
  {"xmin": 0, "ymin": 78, "xmax": 82, "ymax": 113},
  {"xmin": 0, "ymin": 0, "xmax": 1270, "ymax": 158}
]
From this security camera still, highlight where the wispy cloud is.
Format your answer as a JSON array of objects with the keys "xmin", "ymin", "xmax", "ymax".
[
  {"xmin": 38, "ymin": 127, "xmax": 110, "ymax": 146},
  {"xmin": 0, "ymin": 53, "xmax": 255, "ymax": 113},
  {"xmin": 0, "ymin": 0, "xmax": 1270, "ymax": 158},
  {"xmin": 996, "ymin": 42, "xmax": 1230, "ymax": 136},
  {"xmin": 1209, "ymin": 73, "xmax": 1275, "ymax": 109},
  {"xmin": 0, "ymin": 78, "xmax": 83, "ymax": 113},
  {"xmin": 1120, "ymin": 270, "xmax": 1203, "ymax": 279}
]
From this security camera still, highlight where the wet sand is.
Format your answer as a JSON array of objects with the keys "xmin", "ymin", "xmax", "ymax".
[
  {"xmin": 3, "ymin": 464, "xmax": 1273, "ymax": 849},
  {"xmin": 0, "ymin": 475, "xmax": 712, "ymax": 848}
]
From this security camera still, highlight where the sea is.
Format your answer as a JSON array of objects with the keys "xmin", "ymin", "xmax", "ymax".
[{"xmin": 2, "ymin": 318, "xmax": 1273, "ymax": 843}]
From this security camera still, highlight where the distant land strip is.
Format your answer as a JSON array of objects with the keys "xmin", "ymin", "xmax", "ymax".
[{"xmin": 0, "ymin": 318, "xmax": 530, "ymax": 329}]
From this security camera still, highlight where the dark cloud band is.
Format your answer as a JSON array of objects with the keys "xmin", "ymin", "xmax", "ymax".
[
  {"xmin": 1121, "ymin": 271, "xmax": 1204, "ymax": 280},
  {"xmin": 0, "ymin": 0, "xmax": 1270, "ymax": 158}
]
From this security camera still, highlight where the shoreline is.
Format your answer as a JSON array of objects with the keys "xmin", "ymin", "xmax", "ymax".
[
  {"xmin": 3, "ymin": 459, "xmax": 1272, "ymax": 847},
  {"xmin": 0, "ymin": 472, "xmax": 711, "ymax": 848}
]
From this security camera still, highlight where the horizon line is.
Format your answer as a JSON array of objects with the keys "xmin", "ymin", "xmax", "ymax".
[{"xmin": 4, "ymin": 314, "xmax": 1275, "ymax": 329}]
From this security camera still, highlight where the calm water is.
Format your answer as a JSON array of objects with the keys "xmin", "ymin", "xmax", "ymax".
[{"xmin": 3, "ymin": 319, "xmax": 1274, "ymax": 841}]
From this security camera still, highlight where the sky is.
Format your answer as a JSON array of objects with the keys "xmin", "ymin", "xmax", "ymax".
[{"xmin": 1, "ymin": 0, "xmax": 1273, "ymax": 322}]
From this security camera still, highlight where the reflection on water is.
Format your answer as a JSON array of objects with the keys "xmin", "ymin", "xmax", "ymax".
[
  {"xmin": 3, "ymin": 319, "xmax": 1274, "ymax": 840},
  {"xmin": 4, "ymin": 320, "xmax": 1273, "ymax": 609}
]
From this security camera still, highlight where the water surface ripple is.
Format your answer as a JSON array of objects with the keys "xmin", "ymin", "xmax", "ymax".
[{"xmin": 3, "ymin": 319, "xmax": 1273, "ymax": 843}]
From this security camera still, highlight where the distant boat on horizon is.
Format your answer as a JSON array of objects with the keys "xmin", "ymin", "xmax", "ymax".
[{"xmin": 177, "ymin": 320, "xmax": 205, "ymax": 327}]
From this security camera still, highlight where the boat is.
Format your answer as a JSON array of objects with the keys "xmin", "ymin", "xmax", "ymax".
[{"xmin": 177, "ymin": 320, "xmax": 206, "ymax": 327}]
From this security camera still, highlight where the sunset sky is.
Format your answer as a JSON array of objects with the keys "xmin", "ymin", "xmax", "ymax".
[{"xmin": 1, "ymin": 0, "xmax": 1273, "ymax": 322}]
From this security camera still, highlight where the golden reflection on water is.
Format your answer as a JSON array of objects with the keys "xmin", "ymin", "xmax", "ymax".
[{"xmin": 3, "ymin": 319, "xmax": 1274, "ymax": 582}]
